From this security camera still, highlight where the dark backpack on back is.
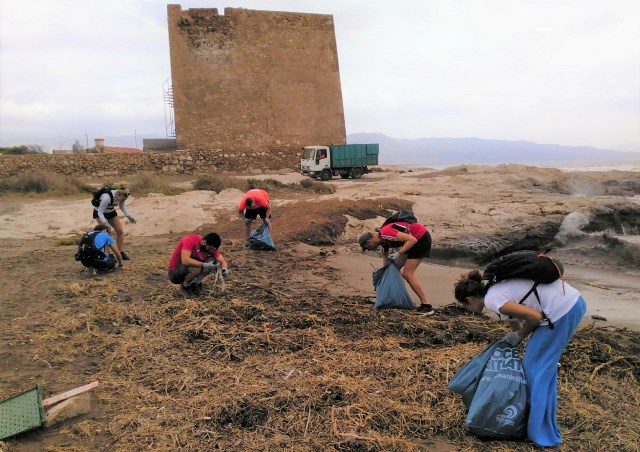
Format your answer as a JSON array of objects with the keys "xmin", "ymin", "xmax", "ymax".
[
  {"xmin": 381, "ymin": 209, "xmax": 417, "ymax": 227},
  {"xmin": 482, "ymin": 250, "xmax": 564, "ymax": 329},
  {"xmin": 75, "ymin": 231, "xmax": 107, "ymax": 265},
  {"xmin": 91, "ymin": 187, "xmax": 115, "ymax": 207}
]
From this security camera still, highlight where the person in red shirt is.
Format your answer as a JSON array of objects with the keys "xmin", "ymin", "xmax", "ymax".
[
  {"xmin": 168, "ymin": 232, "xmax": 229, "ymax": 296},
  {"xmin": 238, "ymin": 188, "xmax": 272, "ymax": 239},
  {"xmin": 359, "ymin": 221, "xmax": 434, "ymax": 315}
]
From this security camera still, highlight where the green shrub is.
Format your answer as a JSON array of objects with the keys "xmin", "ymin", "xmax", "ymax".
[
  {"xmin": 0, "ymin": 172, "xmax": 90, "ymax": 195},
  {"xmin": 129, "ymin": 173, "xmax": 183, "ymax": 195},
  {"xmin": 54, "ymin": 237, "xmax": 79, "ymax": 246},
  {"xmin": 193, "ymin": 174, "xmax": 244, "ymax": 193},
  {"xmin": 246, "ymin": 178, "xmax": 288, "ymax": 191},
  {"xmin": 297, "ymin": 178, "xmax": 336, "ymax": 194}
]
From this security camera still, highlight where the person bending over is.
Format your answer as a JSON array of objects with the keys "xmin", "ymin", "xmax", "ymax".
[
  {"xmin": 454, "ymin": 270, "xmax": 587, "ymax": 447},
  {"xmin": 359, "ymin": 219, "xmax": 434, "ymax": 315},
  {"xmin": 92, "ymin": 184, "xmax": 136, "ymax": 260},
  {"xmin": 237, "ymin": 188, "xmax": 272, "ymax": 240},
  {"xmin": 168, "ymin": 232, "xmax": 229, "ymax": 296}
]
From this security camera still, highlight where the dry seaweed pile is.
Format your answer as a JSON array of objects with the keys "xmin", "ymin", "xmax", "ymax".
[{"xmin": 6, "ymin": 241, "xmax": 639, "ymax": 452}]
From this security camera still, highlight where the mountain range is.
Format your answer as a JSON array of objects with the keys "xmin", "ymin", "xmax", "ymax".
[{"xmin": 347, "ymin": 133, "xmax": 640, "ymax": 166}]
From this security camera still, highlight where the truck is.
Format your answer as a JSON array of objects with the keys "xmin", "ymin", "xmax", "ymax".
[{"xmin": 300, "ymin": 144, "xmax": 379, "ymax": 181}]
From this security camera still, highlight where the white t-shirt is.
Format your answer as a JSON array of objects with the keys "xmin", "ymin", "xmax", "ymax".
[{"xmin": 484, "ymin": 278, "xmax": 581, "ymax": 324}]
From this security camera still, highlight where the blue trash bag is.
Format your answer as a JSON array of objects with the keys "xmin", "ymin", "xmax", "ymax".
[
  {"xmin": 373, "ymin": 261, "xmax": 415, "ymax": 309},
  {"xmin": 248, "ymin": 223, "xmax": 276, "ymax": 250},
  {"xmin": 466, "ymin": 341, "xmax": 529, "ymax": 439},
  {"xmin": 448, "ymin": 340, "xmax": 503, "ymax": 409}
]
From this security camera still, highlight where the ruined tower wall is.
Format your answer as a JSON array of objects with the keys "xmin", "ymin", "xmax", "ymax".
[{"xmin": 167, "ymin": 6, "xmax": 346, "ymax": 156}]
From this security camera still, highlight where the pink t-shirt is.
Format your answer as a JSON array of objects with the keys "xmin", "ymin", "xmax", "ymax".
[
  {"xmin": 379, "ymin": 222, "xmax": 427, "ymax": 244},
  {"xmin": 168, "ymin": 235, "xmax": 221, "ymax": 270}
]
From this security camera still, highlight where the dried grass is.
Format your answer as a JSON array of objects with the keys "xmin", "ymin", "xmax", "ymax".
[{"xmin": 4, "ymin": 243, "xmax": 639, "ymax": 451}]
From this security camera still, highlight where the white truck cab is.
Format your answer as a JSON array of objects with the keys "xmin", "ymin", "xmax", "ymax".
[{"xmin": 300, "ymin": 146, "xmax": 331, "ymax": 177}]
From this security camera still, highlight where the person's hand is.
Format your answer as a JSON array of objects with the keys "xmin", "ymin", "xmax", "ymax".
[
  {"xmin": 503, "ymin": 331, "xmax": 522, "ymax": 346},
  {"xmin": 202, "ymin": 261, "xmax": 218, "ymax": 271},
  {"xmin": 221, "ymin": 267, "xmax": 230, "ymax": 279},
  {"xmin": 126, "ymin": 215, "xmax": 136, "ymax": 224},
  {"xmin": 263, "ymin": 218, "xmax": 270, "ymax": 225},
  {"xmin": 388, "ymin": 252, "xmax": 405, "ymax": 262},
  {"xmin": 103, "ymin": 223, "xmax": 112, "ymax": 233},
  {"xmin": 243, "ymin": 218, "xmax": 253, "ymax": 225}
]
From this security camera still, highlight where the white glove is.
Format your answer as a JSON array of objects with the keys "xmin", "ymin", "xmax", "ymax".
[
  {"xmin": 126, "ymin": 215, "xmax": 136, "ymax": 224},
  {"xmin": 263, "ymin": 218, "xmax": 270, "ymax": 225},
  {"xmin": 388, "ymin": 252, "xmax": 405, "ymax": 262},
  {"xmin": 243, "ymin": 218, "xmax": 253, "ymax": 225},
  {"xmin": 221, "ymin": 268, "xmax": 230, "ymax": 279},
  {"xmin": 202, "ymin": 262, "xmax": 218, "ymax": 271},
  {"xmin": 503, "ymin": 331, "xmax": 522, "ymax": 346}
]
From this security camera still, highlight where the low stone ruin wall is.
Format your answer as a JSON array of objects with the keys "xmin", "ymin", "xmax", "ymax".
[{"xmin": 0, "ymin": 148, "xmax": 299, "ymax": 178}]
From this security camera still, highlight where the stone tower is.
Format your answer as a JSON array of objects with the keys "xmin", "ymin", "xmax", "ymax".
[{"xmin": 167, "ymin": 6, "xmax": 346, "ymax": 153}]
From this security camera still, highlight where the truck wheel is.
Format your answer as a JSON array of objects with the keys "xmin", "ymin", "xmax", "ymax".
[
  {"xmin": 350, "ymin": 167, "xmax": 363, "ymax": 179},
  {"xmin": 320, "ymin": 169, "xmax": 332, "ymax": 181},
  {"xmin": 339, "ymin": 170, "xmax": 350, "ymax": 179}
]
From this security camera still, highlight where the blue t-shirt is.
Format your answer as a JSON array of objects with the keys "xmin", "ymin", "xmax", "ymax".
[{"xmin": 92, "ymin": 232, "xmax": 114, "ymax": 262}]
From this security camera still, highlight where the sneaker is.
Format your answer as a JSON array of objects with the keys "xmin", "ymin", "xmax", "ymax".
[
  {"xmin": 121, "ymin": 251, "xmax": 131, "ymax": 260},
  {"xmin": 180, "ymin": 284, "xmax": 193, "ymax": 297},
  {"xmin": 415, "ymin": 304, "xmax": 435, "ymax": 316}
]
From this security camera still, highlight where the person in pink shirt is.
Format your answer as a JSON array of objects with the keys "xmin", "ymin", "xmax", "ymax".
[
  {"xmin": 238, "ymin": 189, "xmax": 272, "ymax": 239},
  {"xmin": 359, "ymin": 220, "xmax": 434, "ymax": 315},
  {"xmin": 168, "ymin": 232, "xmax": 229, "ymax": 296}
]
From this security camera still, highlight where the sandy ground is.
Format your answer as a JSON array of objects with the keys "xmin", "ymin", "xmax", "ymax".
[
  {"xmin": 326, "ymin": 249, "xmax": 640, "ymax": 331},
  {"xmin": 1, "ymin": 166, "xmax": 638, "ymax": 332}
]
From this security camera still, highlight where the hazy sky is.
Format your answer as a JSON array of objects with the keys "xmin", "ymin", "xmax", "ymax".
[{"xmin": 1, "ymin": 0, "xmax": 639, "ymax": 150}]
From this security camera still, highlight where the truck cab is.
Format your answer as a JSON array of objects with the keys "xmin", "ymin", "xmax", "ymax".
[{"xmin": 300, "ymin": 146, "xmax": 331, "ymax": 179}]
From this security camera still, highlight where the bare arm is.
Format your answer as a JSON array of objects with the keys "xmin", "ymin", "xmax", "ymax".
[
  {"xmin": 180, "ymin": 249, "xmax": 205, "ymax": 268},
  {"xmin": 106, "ymin": 244, "xmax": 123, "ymax": 266},
  {"xmin": 499, "ymin": 301, "xmax": 544, "ymax": 337},
  {"xmin": 215, "ymin": 254, "xmax": 228, "ymax": 269},
  {"xmin": 394, "ymin": 232, "xmax": 417, "ymax": 254}
]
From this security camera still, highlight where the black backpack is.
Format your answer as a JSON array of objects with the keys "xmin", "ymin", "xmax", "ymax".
[
  {"xmin": 75, "ymin": 231, "xmax": 107, "ymax": 265},
  {"xmin": 381, "ymin": 209, "xmax": 417, "ymax": 227},
  {"xmin": 91, "ymin": 187, "xmax": 115, "ymax": 207},
  {"xmin": 482, "ymin": 250, "xmax": 564, "ymax": 329}
]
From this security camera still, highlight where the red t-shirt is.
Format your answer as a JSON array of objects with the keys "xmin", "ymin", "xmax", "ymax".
[
  {"xmin": 168, "ymin": 235, "xmax": 221, "ymax": 270},
  {"xmin": 238, "ymin": 189, "xmax": 270, "ymax": 210},
  {"xmin": 379, "ymin": 222, "xmax": 427, "ymax": 248}
]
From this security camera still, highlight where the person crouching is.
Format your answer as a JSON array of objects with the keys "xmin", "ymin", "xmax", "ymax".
[
  {"xmin": 168, "ymin": 232, "xmax": 229, "ymax": 296},
  {"xmin": 75, "ymin": 224, "xmax": 124, "ymax": 274}
]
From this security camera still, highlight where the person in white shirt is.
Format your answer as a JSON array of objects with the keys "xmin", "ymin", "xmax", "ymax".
[
  {"xmin": 454, "ymin": 270, "xmax": 586, "ymax": 447},
  {"xmin": 92, "ymin": 184, "xmax": 136, "ymax": 260}
]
